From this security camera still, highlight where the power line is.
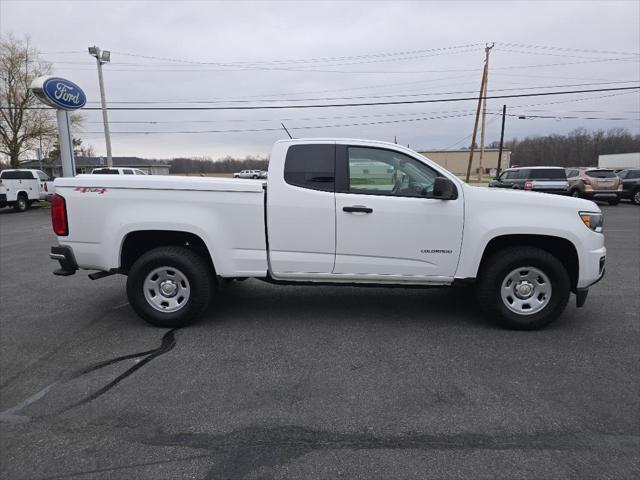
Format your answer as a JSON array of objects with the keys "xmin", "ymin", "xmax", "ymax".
[
  {"xmin": 493, "ymin": 48, "xmax": 639, "ymax": 62},
  {"xmin": 47, "ymin": 56, "xmax": 638, "ymax": 75},
  {"xmin": 498, "ymin": 42, "xmax": 640, "ymax": 57},
  {"xmin": 81, "ymin": 80, "xmax": 640, "ymax": 105},
  {"xmin": 25, "ymin": 86, "xmax": 640, "ymax": 111},
  {"xmin": 78, "ymin": 112, "xmax": 478, "ymax": 135},
  {"xmin": 78, "ymin": 89, "xmax": 640, "ymax": 125},
  {"xmin": 110, "ymin": 43, "xmax": 485, "ymax": 67}
]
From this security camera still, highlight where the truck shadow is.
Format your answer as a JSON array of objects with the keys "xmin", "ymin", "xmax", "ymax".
[
  {"xmin": 209, "ymin": 280, "xmax": 488, "ymax": 329},
  {"xmin": 0, "ymin": 204, "xmax": 46, "ymax": 215}
]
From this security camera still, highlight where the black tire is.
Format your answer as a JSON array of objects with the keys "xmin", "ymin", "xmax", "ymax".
[
  {"xmin": 14, "ymin": 194, "xmax": 28, "ymax": 212},
  {"xmin": 252, "ymin": 175, "xmax": 258, "ymax": 179},
  {"xmin": 126, "ymin": 246, "xmax": 214, "ymax": 328},
  {"xmin": 632, "ymin": 189, "xmax": 640, "ymax": 206},
  {"xmin": 607, "ymin": 197, "xmax": 620, "ymax": 206},
  {"xmin": 476, "ymin": 246, "xmax": 570, "ymax": 330},
  {"xmin": 571, "ymin": 189, "xmax": 581, "ymax": 198}
]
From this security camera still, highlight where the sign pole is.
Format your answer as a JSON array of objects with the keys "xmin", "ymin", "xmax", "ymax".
[{"xmin": 56, "ymin": 110, "xmax": 76, "ymax": 177}]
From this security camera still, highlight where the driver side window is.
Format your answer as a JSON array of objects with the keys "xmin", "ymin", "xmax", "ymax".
[{"xmin": 348, "ymin": 147, "xmax": 439, "ymax": 197}]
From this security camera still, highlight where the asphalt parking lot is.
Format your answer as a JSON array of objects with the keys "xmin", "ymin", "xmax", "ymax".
[{"xmin": 0, "ymin": 203, "xmax": 638, "ymax": 480}]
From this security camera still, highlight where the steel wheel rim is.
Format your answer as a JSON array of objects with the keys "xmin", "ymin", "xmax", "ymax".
[
  {"xmin": 143, "ymin": 266, "xmax": 191, "ymax": 313},
  {"xmin": 500, "ymin": 266, "xmax": 552, "ymax": 315}
]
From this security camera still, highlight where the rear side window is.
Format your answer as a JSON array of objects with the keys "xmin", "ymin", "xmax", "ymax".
[
  {"xmin": 566, "ymin": 169, "xmax": 578, "ymax": 178},
  {"xmin": 586, "ymin": 170, "xmax": 616, "ymax": 178},
  {"xmin": 510, "ymin": 169, "xmax": 529, "ymax": 179},
  {"xmin": 284, "ymin": 144, "xmax": 335, "ymax": 192},
  {"xmin": 628, "ymin": 170, "xmax": 640, "ymax": 179},
  {"xmin": 123, "ymin": 169, "xmax": 134, "ymax": 175},
  {"xmin": 530, "ymin": 169, "xmax": 567, "ymax": 180},
  {"xmin": 0, "ymin": 170, "xmax": 34, "ymax": 180}
]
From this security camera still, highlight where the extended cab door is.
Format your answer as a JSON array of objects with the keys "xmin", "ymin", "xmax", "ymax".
[
  {"xmin": 333, "ymin": 145, "xmax": 463, "ymax": 279},
  {"xmin": 266, "ymin": 142, "xmax": 336, "ymax": 275}
]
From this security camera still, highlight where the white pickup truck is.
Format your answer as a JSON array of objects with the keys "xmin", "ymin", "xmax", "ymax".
[
  {"xmin": 49, "ymin": 139, "xmax": 606, "ymax": 330},
  {"xmin": 0, "ymin": 169, "xmax": 55, "ymax": 212}
]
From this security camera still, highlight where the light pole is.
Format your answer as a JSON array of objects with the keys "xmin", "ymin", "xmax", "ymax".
[{"xmin": 88, "ymin": 46, "xmax": 113, "ymax": 167}]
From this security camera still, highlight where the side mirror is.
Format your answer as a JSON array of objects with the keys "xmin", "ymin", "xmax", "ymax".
[{"xmin": 432, "ymin": 177, "xmax": 458, "ymax": 200}]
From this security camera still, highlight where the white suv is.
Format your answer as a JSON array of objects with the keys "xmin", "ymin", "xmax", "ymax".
[
  {"xmin": 91, "ymin": 168, "xmax": 147, "ymax": 175},
  {"xmin": 233, "ymin": 170, "xmax": 264, "ymax": 179}
]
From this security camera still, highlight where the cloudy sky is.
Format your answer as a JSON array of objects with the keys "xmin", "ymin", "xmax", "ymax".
[{"xmin": 2, "ymin": 0, "xmax": 639, "ymax": 160}]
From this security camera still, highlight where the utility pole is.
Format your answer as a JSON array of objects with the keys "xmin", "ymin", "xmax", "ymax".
[
  {"xmin": 477, "ymin": 43, "xmax": 494, "ymax": 182},
  {"xmin": 88, "ymin": 46, "xmax": 113, "ymax": 167},
  {"xmin": 496, "ymin": 104, "xmax": 507, "ymax": 175},
  {"xmin": 465, "ymin": 43, "xmax": 494, "ymax": 183}
]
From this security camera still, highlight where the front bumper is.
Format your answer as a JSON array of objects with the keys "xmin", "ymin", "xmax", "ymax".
[
  {"xmin": 50, "ymin": 245, "xmax": 78, "ymax": 276},
  {"xmin": 575, "ymin": 253, "xmax": 606, "ymax": 307}
]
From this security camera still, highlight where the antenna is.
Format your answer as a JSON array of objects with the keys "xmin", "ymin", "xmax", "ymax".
[{"xmin": 281, "ymin": 122, "xmax": 293, "ymax": 139}]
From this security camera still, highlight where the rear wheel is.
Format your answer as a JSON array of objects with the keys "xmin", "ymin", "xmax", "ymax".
[
  {"xmin": 13, "ymin": 194, "xmax": 28, "ymax": 212},
  {"xmin": 127, "ymin": 246, "xmax": 214, "ymax": 328},
  {"xmin": 607, "ymin": 197, "xmax": 620, "ymax": 206},
  {"xmin": 571, "ymin": 189, "xmax": 581, "ymax": 198},
  {"xmin": 632, "ymin": 189, "xmax": 640, "ymax": 205},
  {"xmin": 476, "ymin": 246, "xmax": 570, "ymax": 330}
]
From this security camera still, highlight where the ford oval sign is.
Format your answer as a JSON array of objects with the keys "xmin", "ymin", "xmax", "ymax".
[{"xmin": 32, "ymin": 77, "xmax": 86, "ymax": 111}]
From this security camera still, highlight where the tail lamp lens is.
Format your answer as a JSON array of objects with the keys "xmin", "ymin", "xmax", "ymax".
[
  {"xmin": 524, "ymin": 180, "xmax": 533, "ymax": 190},
  {"xmin": 51, "ymin": 194, "xmax": 68, "ymax": 236}
]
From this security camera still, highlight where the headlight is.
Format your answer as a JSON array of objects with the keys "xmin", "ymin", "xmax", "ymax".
[{"xmin": 579, "ymin": 211, "xmax": 603, "ymax": 233}]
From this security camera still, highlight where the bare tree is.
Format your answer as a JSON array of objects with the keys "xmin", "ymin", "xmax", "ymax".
[{"xmin": 0, "ymin": 35, "xmax": 82, "ymax": 167}]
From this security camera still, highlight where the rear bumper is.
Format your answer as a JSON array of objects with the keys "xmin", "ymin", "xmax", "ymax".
[
  {"xmin": 0, "ymin": 193, "xmax": 6, "ymax": 204},
  {"xmin": 583, "ymin": 191, "xmax": 619, "ymax": 198},
  {"xmin": 533, "ymin": 189, "xmax": 569, "ymax": 195},
  {"xmin": 50, "ymin": 245, "xmax": 78, "ymax": 276}
]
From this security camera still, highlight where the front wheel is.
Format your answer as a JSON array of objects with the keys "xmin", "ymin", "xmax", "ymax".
[
  {"xmin": 126, "ymin": 246, "xmax": 214, "ymax": 328},
  {"xmin": 476, "ymin": 246, "xmax": 570, "ymax": 330}
]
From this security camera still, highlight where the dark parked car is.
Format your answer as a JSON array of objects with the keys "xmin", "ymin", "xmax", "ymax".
[
  {"xmin": 566, "ymin": 168, "xmax": 621, "ymax": 205},
  {"xmin": 488, "ymin": 167, "xmax": 569, "ymax": 194},
  {"xmin": 616, "ymin": 168, "xmax": 640, "ymax": 205}
]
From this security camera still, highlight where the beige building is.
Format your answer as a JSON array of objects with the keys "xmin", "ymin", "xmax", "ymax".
[{"xmin": 418, "ymin": 149, "xmax": 511, "ymax": 176}]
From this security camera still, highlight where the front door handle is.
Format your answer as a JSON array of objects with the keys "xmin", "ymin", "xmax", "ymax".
[{"xmin": 343, "ymin": 206, "xmax": 373, "ymax": 214}]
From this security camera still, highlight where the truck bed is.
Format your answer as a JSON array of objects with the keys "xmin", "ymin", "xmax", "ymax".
[{"xmin": 54, "ymin": 175, "xmax": 268, "ymax": 276}]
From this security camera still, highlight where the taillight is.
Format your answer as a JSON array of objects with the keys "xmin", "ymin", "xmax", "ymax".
[
  {"xmin": 51, "ymin": 194, "xmax": 68, "ymax": 236},
  {"xmin": 582, "ymin": 177, "xmax": 591, "ymax": 185},
  {"xmin": 524, "ymin": 180, "xmax": 533, "ymax": 190},
  {"xmin": 44, "ymin": 182, "xmax": 48, "ymax": 192}
]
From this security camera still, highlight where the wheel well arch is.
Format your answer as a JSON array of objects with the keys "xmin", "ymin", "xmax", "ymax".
[
  {"xmin": 120, "ymin": 230, "xmax": 215, "ymax": 274},
  {"xmin": 478, "ymin": 234, "xmax": 579, "ymax": 291}
]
